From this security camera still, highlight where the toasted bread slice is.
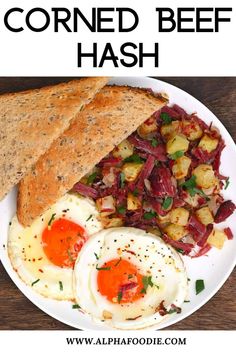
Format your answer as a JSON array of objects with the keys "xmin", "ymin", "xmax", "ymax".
[
  {"xmin": 0, "ymin": 77, "xmax": 109, "ymax": 200},
  {"xmin": 17, "ymin": 85, "xmax": 168, "ymax": 226}
]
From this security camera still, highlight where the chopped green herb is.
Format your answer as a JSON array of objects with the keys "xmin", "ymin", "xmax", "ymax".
[
  {"xmin": 143, "ymin": 211, "xmax": 157, "ymax": 220},
  {"xmin": 176, "ymin": 248, "xmax": 184, "ymax": 254},
  {"xmin": 86, "ymin": 214, "xmax": 93, "ymax": 222},
  {"xmin": 96, "ymin": 265, "xmax": 111, "ymax": 271},
  {"xmin": 67, "ymin": 249, "xmax": 73, "ymax": 262},
  {"xmin": 184, "ymin": 300, "xmax": 190, "ymax": 303},
  {"xmin": 181, "ymin": 175, "xmax": 197, "ymax": 189},
  {"xmin": 141, "ymin": 275, "xmax": 154, "ymax": 294},
  {"xmin": 169, "ymin": 150, "xmax": 184, "ymax": 160},
  {"xmin": 117, "ymin": 205, "xmax": 126, "ymax": 215},
  {"xmin": 59, "ymin": 281, "xmax": 63, "ymax": 291},
  {"xmin": 94, "ymin": 252, "xmax": 99, "ymax": 260},
  {"xmin": 167, "ymin": 307, "xmax": 181, "ymax": 314},
  {"xmin": 120, "ymin": 172, "xmax": 125, "ymax": 188},
  {"xmin": 133, "ymin": 188, "xmax": 139, "ymax": 197},
  {"xmin": 162, "ymin": 197, "xmax": 173, "ymax": 210},
  {"xmin": 87, "ymin": 172, "xmax": 97, "ymax": 185},
  {"xmin": 196, "ymin": 279, "xmax": 205, "ymax": 295},
  {"xmin": 224, "ymin": 177, "xmax": 230, "ymax": 190},
  {"xmin": 124, "ymin": 154, "xmax": 144, "ymax": 164},
  {"xmin": 117, "ymin": 291, "xmax": 123, "ymax": 303},
  {"xmin": 160, "ymin": 112, "xmax": 172, "ymax": 125},
  {"xmin": 151, "ymin": 137, "xmax": 158, "ymax": 147},
  {"xmin": 115, "ymin": 257, "xmax": 122, "ymax": 267},
  {"xmin": 72, "ymin": 304, "xmax": 81, "ymax": 309},
  {"xmin": 48, "ymin": 213, "xmax": 56, "ymax": 226},
  {"xmin": 31, "ymin": 279, "xmax": 40, "ymax": 287}
]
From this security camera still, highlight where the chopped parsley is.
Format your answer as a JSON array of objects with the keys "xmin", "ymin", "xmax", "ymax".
[
  {"xmin": 117, "ymin": 291, "xmax": 123, "ymax": 303},
  {"xmin": 196, "ymin": 279, "xmax": 205, "ymax": 295},
  {"xmin": 160, "ymin": 112, "xmax": 172, "ymax": 125},
  {"xmin": 181, "ymin": 176, "xmax": 207, "ymax": 198},
  {"xmin": 31, "ymin": 279, "xmax": 40, "ymax": 287},
  {"xmin": 59, "ymin": 281, "xmax": 63, "ymax": 291},
  {"xmin": 169, "ymin": 150, "xmax": 184, "ymax": 160},
  {"xmin": 86, "ymin": 214, "xmax": 93, "ymax": 222},
  {"xmin": 124, "ymin": 154, "xmax": 144, "ymax": 164},
  {"xmin": 151, "ymin": 137, "xmax": 158, "ymax": 147},
  {"xmin": 87, "ymin": 172, "xmax": 97, "ymax": 185},
  {"xmin": 117, "ymin": 205, "xmax": 126, "ymax": 215},
  {"xmin": 140, "ymin": 275, "xmax": 159, "ymax": 294},
  {"xmin": 133, "ymin": 188, "xmax": 139, "ymax": 197},
  {"xmin": 143, "ymin": 211, "xmax": 157, "ymax": 220},
  {"xmin": 48, "ymin": 213, "xmax": 56, "ymax": 226},
  {"xmin": 224, "ymin": 177, "xmax": 230, "ymax": 190},
  {"xmin": 120, "ymin": 172, "xmax": 125, "ymax": 188},
  {"xmin": 167, "ymin": 306, "xmax": 181, "ymax": 314},
  {"xmin": 72, "ymin": 304, "xmax": 81, "ymax": 309},
  {"xmin": 96, "ymin": 265, "xmax": 111, "ymax": 271},
  {"xmin": 162, "ymin": 197, "xmax": 173, "ymax": 210},
  {"xmin": 94, "ymin": 252, "xmax": 99, "ymax": 260},
  {"xmin": 176, "ymin": 248, "xmax": 184, "ymax": 254}
]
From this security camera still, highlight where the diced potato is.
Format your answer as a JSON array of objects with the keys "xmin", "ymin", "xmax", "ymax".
[
  {"xmin": 182, "ymin": 120, "xmax": 203, "ymax": 141},
  {"xmin": 166, "ymin": 134, "xmax": 189, "ymax": 155},
  {"xmin": 207, "ymin": 229, "xmax": 226, "ymax": 249},
  {"xmin": 127, "ymin": 193, "xmax": 141, "ymax": 211},
  {"xmin": 198, "ymin": 134, "xmax": 219, "ymax": 153},
  {"xmin": 164, "ymin": 224, "xmax": 188, "ymax": 241},
  {"xmin": 102, "ymin": 217, "xmax": 123, "ymax": 229},
  {"xmin": 172, "ymin": 156, "xmax": 191, "ymax": 180},
  {"xmin": 96, "ymin": 195, "xmax": 116, "ymax": 216},
  {"xmin": 196, "ymin": 206, "xmax": 214, "ymax": 225},
  {"xmin": 157, "ymin": 213, "xmax": 171, "ymax": 225},
  {"xmin": 137, "ymin": 116, "xmax": 157, "ymax": 138},
  {"xmin": 170, "ymin": 208, "xmax": 189, "ymax": 226},
  {"xmin": 112, "ymin": 139, "xmax": 134, "ymax": 159},
  {"xmin": 121, "ymin": 162, "xmax": 143, "ymax": 182},
  {"xmin": 160, "ymin": 121, "xmax": 180, "ymax": 139},
  {"xmin": 192, "ymin": 164, "xmax": 217, "ymax": 189}
]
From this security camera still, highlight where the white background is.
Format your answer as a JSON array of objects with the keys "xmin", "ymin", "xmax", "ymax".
[{"xmin": 0, "ymin": 0, "xmax": 235, "ymax": 76}]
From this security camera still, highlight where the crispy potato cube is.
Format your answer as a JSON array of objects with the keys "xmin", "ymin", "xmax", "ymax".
[
  {"xmin": 166, "ymin": 134, "xmax": 189, "ymax": 155},
  {"xmin": 137, "ymin": 116, "xmax": 157, "ymax": 138},
  {"xmin": 113, "ymin": 139, "xmax": 134, "ymax": 159},
  {"xmin": 172, "ymin": 156, "xmax": 191, "ymax": 180},
  {"xmin": 160, "ymin": 121, "xmax": 180, "ymax": 140},
  {"xmin": 207, "ymin": 229, "xmax": 226, "ymax": 249},
  {"xmin": 164, "ymin": 224, "xmax": 188, "ymax": 241},
  {"xmin": 101, "ymin": 217, "xmax": 123, "ymax": 229},
  {"xmin": 196, "ymin": 206, "xmax": 214, "ymax": 225},
  {"xmin": 170, "ymin": 208, "xmax": 189, "ymax": 226},
  {"xmin": 198, "ymin": 134, "xmax": 219, "ymax": 153},
  {"xmin": 121, "ymin": 162, "xmax": 143, "ymax": 182},
  {"xmin": 96, "ymin": 195, "xmax": 116, "ymax": 216},
  {"xmin": 193, "ymin": 164, "xmax": 217, "ymax": 189},
  {"xmin": 146, "ymin": 227, "xmax": 162, "ymax": 237},
  {"xmin": 182, "ymin": 120, "xmax": 203, "ymax": 141},
  {"xmin": 127, "ymin": 192, "xmax": 141, "ymax": 211},
  {"xmin": 183, "ymin": 193, "xmax": 201, "ymax": 208}
]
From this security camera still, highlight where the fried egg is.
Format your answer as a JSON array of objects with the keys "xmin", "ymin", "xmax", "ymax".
[
  {"xmin": 8, "ymin": 193, "xmax": 102, "ymax": 300},
  {"xmin": 74, "ymin": 227, "xmax": 188, "ymax": 329}
]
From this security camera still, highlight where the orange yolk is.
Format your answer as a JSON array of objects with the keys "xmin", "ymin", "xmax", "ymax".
[
  {"xmin": 97, "ymin": 258, "xmax": 144, "ymax": 304},
  {"xmin": 42, "ymin": 218, "xmax": 86, "ymax": 268}
]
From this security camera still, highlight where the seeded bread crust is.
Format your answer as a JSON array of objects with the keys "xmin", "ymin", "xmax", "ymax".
[
  {"xmin": 17, "ymin": 85, "xmax": 168, "ymax": 226},
  {"xmin": 0, "ymin": 77, "xmax": 109, "ymax": 200}
]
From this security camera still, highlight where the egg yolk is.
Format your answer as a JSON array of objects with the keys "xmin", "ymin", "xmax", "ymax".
[
  {"xmin": 97, "ymin": 258, "xmax": 144, "ymax": 304},
  {"xmin": 42, "ymin": 218, "xmax": 86, "ymax": 268}
]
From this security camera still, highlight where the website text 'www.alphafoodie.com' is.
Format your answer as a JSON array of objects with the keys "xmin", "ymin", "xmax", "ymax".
[{"xmin": 66, "ymin": 336, "xmax": 187, "ymax": 346}]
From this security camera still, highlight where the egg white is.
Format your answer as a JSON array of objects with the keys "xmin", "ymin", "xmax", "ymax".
[
  {"xmin": 74, "ymin": 227, "xmax": 188, "ymax": 329},
  {"xmin": 8, "ymin": 193, "xmax": 102, "ymax": 300}
]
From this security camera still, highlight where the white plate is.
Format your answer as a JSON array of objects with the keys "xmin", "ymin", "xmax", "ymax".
[{"xmin": 0, "ymin": 77, "xmax": 236, "ymax": 330}]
